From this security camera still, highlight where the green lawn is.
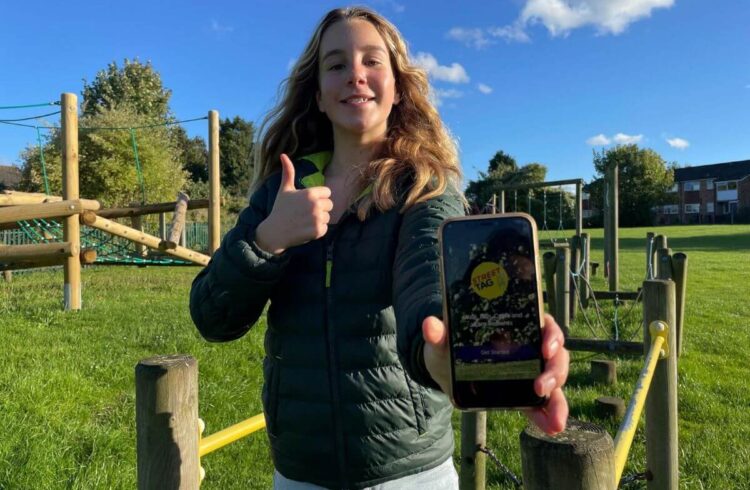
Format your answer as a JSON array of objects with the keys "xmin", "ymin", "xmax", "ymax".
[{"xmin": 0, "ymin": 224, "xmax": 748, "ymax": 489}]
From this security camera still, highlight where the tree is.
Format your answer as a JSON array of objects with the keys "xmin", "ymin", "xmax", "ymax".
[
  {"xmin": 465, "ymin": 151, "xmax": 547, "ymax": 211},
  {"xmin": 81, "ymin": 59, "xmax": 172, "ymax": 120},
  {"xmin": 172, "ymin": 126, "xmax": 208, "ymax": 183},
  {"xmin": 219, "ymin": 116, "xmax": 255, "ymax": 194},
  {"xmin": 590, "ymin": 144, "xmax": 675, "ymax": 227},
  {"xmin": 19, "ymin": 60, "xmax": 186, "ymax": 206}
]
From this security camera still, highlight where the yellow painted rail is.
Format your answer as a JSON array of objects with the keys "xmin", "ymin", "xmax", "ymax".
[
  {"xmin": 199, "ymin": 413, "xmax": 266, "ymax": 458},
  {"xmin": 613, "ymin": 321, "xmax": 669, "ymax": 484}
]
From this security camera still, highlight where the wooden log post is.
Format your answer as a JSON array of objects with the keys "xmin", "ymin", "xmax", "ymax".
[
  {"xmin": 671, "ymin": 253, "xmax": 688, "ymax": 357},
  {"xmin": 0, "ymin": 242, "xmax": 78, "ymax": 263},
  {"xmin": 575, "ymin": 180, "xmax": 583, "ymax": 237},
  {"xmin": 653, "ymin": 235, "xmax": 667, "ymax": 277},
  {"xmin": 61, "ymin": 93, "xmax": 81, "ymax": 311},
  {"xmin": 159, "ymin": 212, "xmax": 167, "ymax": 240},
  {"xmin": 0, "ymin": 199, "xmax": 100, "ymax": 225},
  {"xmin": 136, "ymin": 355, "xmax": 200, "ymax": 490},
  {"xmin": 159, "ymin": 192, "xmax": 189, "ymax": 251},
  {"xmin": 131, "ymin": 211, "xmax": 146, "ymax": 258},
  {"xmin": 543, "ymin": 251, "xmax": 557, "ymax": 317},
  {"xmin": 498, "ymin": 190, "xmax": 505, "ymax": 213},
  {"xmin": 656, "ymin": 248, "xmax": 673, "ymax": 281},
  {"xmin": 643, "ymin": 280, "xmax": 679, "ymax": 489},
  {"xmin": 595, "ymin": 396, "xmax": 625, "ymax": 420},
  {"xmin": 590, "ymin": 359, "xmax": 617, "ymax": 385},
  {"xmin": 208, "ymin": 110, "xmax": 221, "ymax": 255},
  {"xmin": 460, "ymin": 411, "xmax": 486, "ymax": 490},
  {"xmin": 555, "ymin": 245, "xmax": 570, "ymax": 335},
  {"xmin": 581, "ymin": 232, "xmax": 591, "ymax": 308},
  {"xmin": 520, "ymin": 419, "xmax": 615, "ymax": 489}
]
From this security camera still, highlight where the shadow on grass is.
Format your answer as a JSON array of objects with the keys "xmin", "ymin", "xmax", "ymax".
[{"xmin": 590, "ymin": 233, "xmax": 750, "ymax": 253}]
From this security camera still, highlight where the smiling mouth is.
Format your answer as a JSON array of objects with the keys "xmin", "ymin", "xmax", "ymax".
[{"xmin": 341, "ymin": 97, "xmax": 375, "ymax": 105}]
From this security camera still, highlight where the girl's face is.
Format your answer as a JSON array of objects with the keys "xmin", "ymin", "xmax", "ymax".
[{"xmin": 316, "ymin": 19, "xmax": 400, "ymax": 143}]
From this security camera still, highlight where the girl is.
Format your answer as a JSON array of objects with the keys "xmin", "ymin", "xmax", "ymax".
[{"xmin": 190, "ymin": 7, "xmax": 568, "ymax": 489}]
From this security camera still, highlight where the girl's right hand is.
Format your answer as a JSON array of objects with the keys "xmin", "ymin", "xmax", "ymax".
[{"xmin": 255, "ymin": 154, "xmax": 334, "ymax": 255}]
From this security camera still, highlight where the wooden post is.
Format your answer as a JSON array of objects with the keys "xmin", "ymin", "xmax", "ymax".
[
  {"xmin": 460, "ymin": 411, "xmax": 486, "ymax": 490},
  {"xmin": 606, "ymin": 162, "xmax": 619, "ymax": 292},
  {"xmin": 61, "ymin": 93, "xmax": 81, "ymax": 311},
  {"xmin": 646, "ymin": 232, "xmax": 655, "ymax": 279},
  {"xmin": 581, "ymin": 232, "xmax": 591, "ymax": 308},
  {"xmin": 498, "ymin": 190, "xmax": 505, "ymax": 213},
  {"xmin": 208, "ymin": 110, "xmax": 221, "ymax": 255},
  {"xmin": 136, "ymin": 355, "xmax": 200, "ymax": 490},
  {"xmin": 643, "ymin": 280, "xmax": 679, "ymax": 489},
  {"xmin": 490, "ymin": 194, "xmax": 497, "ymax": 214},
  {"xmin": 656, "ymin": 248, "xmax": 673, "ymax": 281},
  {"xmin": 654, "ymin": 235, "xmax": 667, "ymax": 278},
  {"xmin": 671, "ymin": 253, "xmax": 688, "ymax": 357},
  {"xmin": 520, "ymin": 419, "xmax": 615, "ymax": 489},
  {"xmin": 602, "ymin": 180, "xmax": 610, "ymax": 280},
  {"xmin": 159, "ymin": 212, "xmax": 167, "ymax": 240},
  {"xmin": 2, "ymin": 270, "xmax": 11, "ymax": 282},
  {"xmin": 160, "ymin": 192, "xmax": 189, "ymax": 250},
  {"xmin": 542, "ymin": 251, "xmax": 557, "ymax": 316},
  {"xmin": 131, "ymin": 212, "xmax": 146, "ymax": 258},
  {"xmin": 555, "ymin": 245, "xmax": 570, "ymax": 335}
]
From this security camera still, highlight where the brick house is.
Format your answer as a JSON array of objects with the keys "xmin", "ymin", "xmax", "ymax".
[
  {"xmin": 0, "ymin": 164, "xmax": 22, "ymax": 191},
  {"xmin": 655, "ymin": 159, "xmax": 750, "ymax": 224}
]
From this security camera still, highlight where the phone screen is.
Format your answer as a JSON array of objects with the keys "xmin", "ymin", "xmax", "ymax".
[{"xmin": 441, "ymin": 215, "xmax": 545, "ymax": 408}]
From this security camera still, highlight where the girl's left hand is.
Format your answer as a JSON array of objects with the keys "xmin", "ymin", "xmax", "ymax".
[{"xmin": 422, "ymin": 313, "xmax": 569, "ymax": 435}]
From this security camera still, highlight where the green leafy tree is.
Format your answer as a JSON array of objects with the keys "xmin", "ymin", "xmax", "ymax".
[
  {"xmin": 219, "ymin": 116, "xmax": 255, "ymax": 195},
  {"xmin": 172, "ymin": 126, "xmax": 208, "ymax": 183},
  {"xmin": 465, "ymin": 151, "xmax": 548, "ymax": 211},
  {"xmin": 81, "ymin": 59, "xmax": 172, "ymax": 120},
  {"xmin": 590, "ymin": 145, "xmax": 675, "ymax": 227}
]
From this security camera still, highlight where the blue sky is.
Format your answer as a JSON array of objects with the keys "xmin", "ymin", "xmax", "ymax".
[{"xmin": 1, "ymin": 0, "xmax": 748, "ymax": 187}]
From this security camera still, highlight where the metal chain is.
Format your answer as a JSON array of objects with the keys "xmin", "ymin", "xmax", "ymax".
[
  {"xmin": 477, "ymin": 446, "xmax": 523, "ymax": 488},
  {"xmin": 620, "ymin": 471, "xmax": 649, "ymax": 487}
]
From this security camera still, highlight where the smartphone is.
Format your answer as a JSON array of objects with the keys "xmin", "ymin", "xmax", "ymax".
[{"xmin": 438, "ymin": 213, "xmax": 546, "ymax": 410}]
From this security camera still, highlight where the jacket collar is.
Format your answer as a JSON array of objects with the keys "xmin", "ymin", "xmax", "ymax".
[{"xmin": 298, "ymin": 151, "xmax": 373, "ymax": 200}]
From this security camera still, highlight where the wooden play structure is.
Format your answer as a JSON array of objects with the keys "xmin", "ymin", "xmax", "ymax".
[{"xmin": 0, "ymin": 94, "xmax": 222, "ymax": 310}]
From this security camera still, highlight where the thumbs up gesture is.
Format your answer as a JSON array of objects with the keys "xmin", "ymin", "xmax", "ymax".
[{"xmin": 255, "ymin": 154, "xmax": 334, "ymax": 255}]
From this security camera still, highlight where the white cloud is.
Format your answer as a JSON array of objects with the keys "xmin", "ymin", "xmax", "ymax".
[
  {"xmin": 487, "ymin": 22, "xmax": 531, "ymax": 43},
  {"xmin": 586, "ymin": 134, "xmax": 611, "ymax": 146},
  {"xmin": 210, "ymin": 20, "xmax": 234, "ymax": 34},
  {"xmin": 413, "ymin": 52, "xmax": 470, "ymax": 83},
  {"xmin": 477, "ymin": 83, "xmax": 493, "ymax": 94},
  {"xmin": 448, "ymin": 0, "xmax": 673, "ymax": 48},
  {"xmin": 613, "ymin": 132, "xmax": 643, "ymax": 144},
  {"xmin": 447, "ymin": 28, "xmax": 492, "ymax": 49},
  {"xmin": 520, "ymin": 0, "xmax": 674, "ymax": 37},
  {"xmin": 431, "ymin": 88, "xmax": 464, "ymax": 107},
  {"xmin": 666, "ymin": 137, "xmax": 690, "ymax": 149}
]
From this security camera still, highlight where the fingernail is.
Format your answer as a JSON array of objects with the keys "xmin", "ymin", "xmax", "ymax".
[{"xmin": 549, "ymin": 340, "xmax": 559, "ymax": 354}]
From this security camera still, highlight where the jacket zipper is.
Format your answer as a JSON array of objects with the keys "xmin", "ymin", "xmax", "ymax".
[{"xmin": 324, "ymin": 230, "xmax": 349, "ymax": 488}]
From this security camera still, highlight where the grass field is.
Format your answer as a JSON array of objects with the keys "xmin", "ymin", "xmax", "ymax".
[{"xmin": 1, "ymin": 224, "xmax": 748, "ymax": 489}]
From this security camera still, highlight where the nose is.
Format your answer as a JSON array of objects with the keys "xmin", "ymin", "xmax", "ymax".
[{"xmin": 347, "ymin": 63, "xmax": 366, "ymax": 86}]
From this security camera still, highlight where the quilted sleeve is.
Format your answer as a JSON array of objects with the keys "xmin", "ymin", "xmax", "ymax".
[{"xmin": 189, "ymin": 178, "xmax": 289, "ymax": 342}]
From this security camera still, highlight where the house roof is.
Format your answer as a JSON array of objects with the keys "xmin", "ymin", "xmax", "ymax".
[
  {"xmin": 675, "ymin": 159, "xmax": 750, "ymax": 182},
  {"xmin": 0, "ymin": 165, "xmax": 22, "ymax": 189}
]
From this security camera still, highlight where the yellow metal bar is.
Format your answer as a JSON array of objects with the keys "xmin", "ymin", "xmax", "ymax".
[
  {"xmin": 198, "ymin": 413, "xmax": 266, "ymax": 457},
  {"xmin": 613, "ymin": 321, "xmax": 669, "ymax": 485}
]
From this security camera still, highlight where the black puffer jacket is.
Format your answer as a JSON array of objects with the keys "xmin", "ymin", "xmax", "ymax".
[{"xmin": 190, "ymin": 152, "xmax": 465, "ymax": 488}]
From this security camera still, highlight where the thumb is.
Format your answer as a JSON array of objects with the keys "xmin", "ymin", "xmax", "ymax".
[
  {"xmin": 279, "ymin": 153, "xmax": 296, "ymax": 192},
  {"xmin": 422, "ymin": 316, "xmax": 449, "ymax": 353}
]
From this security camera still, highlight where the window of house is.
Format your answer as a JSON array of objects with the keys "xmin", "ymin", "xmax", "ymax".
[
  {"xmin": 684, "ymin": 203, "xmax": 700, "ymax": 214},
  {"xmin": 664, "ymin": 205, "xmax": 679, "ymax": 214},
  {"xmin": 683, "ymin": 181, "xmax": 700, "ymax": 191},
  {"xmin": 707, "ymin": 202, "xmax": 714, "ymax": 213},
  {"xmin": 706, "ymin": 180, "xmax": 714, "ymax": 190},
  {"xmin": 717, "ymin": 181, "xmax": 738, "ymax": 191},
  {"xmin": 669, "ymin": 183, "xmax": 678, "ymax": 192}
]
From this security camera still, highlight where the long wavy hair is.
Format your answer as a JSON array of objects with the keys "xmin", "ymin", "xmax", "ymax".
[{"xmin": 254, "ymin": 6, "xmax": 463, "ymax": 219}]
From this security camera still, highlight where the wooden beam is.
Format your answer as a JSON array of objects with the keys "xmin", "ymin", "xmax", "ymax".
[
  {"xmin": 96, "ymin": 198, "xmax": 212, "ymax": 219},
  {"xmin": 0, "ymin": 191, "xmax": 63, "ymax": 206},
  {"xmin": 0, "ymin": 199, "xmax": 101, "ymax": 225},
  {"xmin": 0, "ymin": 242, "xmax": 77, "ymax": 263},
  {"xmin": 565, "ymin": 338, "xmax": 644, "ymax": 356},
  {"xmin": 80, "ymin": 211, "xmax": 209, "ymax": 266},
  {"xmin": 159, "ymin": 192, "xmax": 189, "ymax": 250}
]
